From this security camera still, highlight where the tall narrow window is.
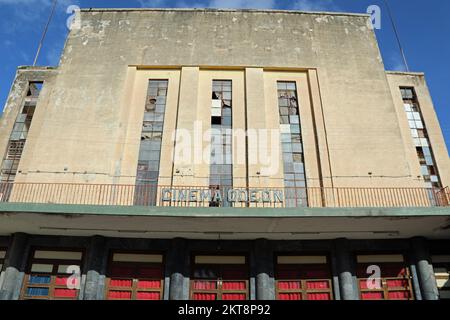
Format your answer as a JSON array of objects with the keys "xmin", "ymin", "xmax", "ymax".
[
  {"xmin": 210, "ymin": 80, "xmax": 233, "ymax": 207},
  {"xmin": 277, "ymin": 81, "xmax": 307, "ymax": 207},
  {"xmin": 401, "ymin": 87, "xmax": 441, "ymax": 189},
  {"xmin": 135, "ymin": 80, "xmax": 168, "ymax": 206},
  {"xmin": 21, "ymin": 249, "xmax": 83, "ymax": 300},
  {"xmin": 0, "ymin": 82, "xmax": 42, "ymax": 186}
]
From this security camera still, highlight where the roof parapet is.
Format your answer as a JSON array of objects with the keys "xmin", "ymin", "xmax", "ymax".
[
  {"xmin": 386, "ymin": 71, "xmax": 425, "ymax": 76},
  {"xmin": 79, "ymin": 7, "xmax": 371, "ymax": 18}
]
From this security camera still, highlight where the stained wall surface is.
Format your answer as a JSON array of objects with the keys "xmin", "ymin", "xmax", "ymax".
[{"xmin": 0, "ymin": 9, "xmax": 447, "ymax": 192}]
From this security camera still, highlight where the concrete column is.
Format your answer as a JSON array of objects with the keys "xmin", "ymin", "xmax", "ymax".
[
  {"xmin": 167, "ymin": 238, "xmax": 189, "ymax": 300},
  {"xmin": 334, "ymin": 238, "xmax": 359, "ymax": 300},
  {"xmin": 409, "ymin": 263, "xmax": 423, "ymax": 300},
  {"xmin": 254, "ymin": 239, "xmax": 275, "ymax": 300},
  {"xmin": 82, "ymin": 236, "xmax": 107, "ymax": 300},
  {"xmin": 410, "ymin": 237, "xmax": 439, "ymax": 300},
  {"xmin": 0, "ymin": 233, "xmax": 29, "ymax": 300},
  {"xmin": 330, "ymin": 248, "xmax": 341, "ymax": 300}
]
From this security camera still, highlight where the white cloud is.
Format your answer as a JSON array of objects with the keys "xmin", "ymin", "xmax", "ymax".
[
  {"xmin": 138, "ymin": 0, "xmax": 169, "ymax": 7},
  {"xmin": 134, "ymin": 0, "xmax": 340, "ymax": 11},
  {"xmin": 45, "ymin": 45, "xmax": 62, "ymax": 65},
  {"xmin": 387, "ymin": 53, "xmax": 407, "ymax": 72},
  {"xmin": 291, "ymin": 0, "xmax": 339, "ymax": 11},
  {"xmin": 0, "ymin": 0, "xmax": 71, "ymax": 5},
  {"xmin": 207, "ymin": 0, "xmax": 276, "ymax": 9},
  {"xmin": 0, "ymin": 0, "xmax": 78, "ymax": 23},
  {"xmin": 0, "ymin": 0, "xmax": 49, "ymax": 3},
  {"xmin": 138, "ymin": 0, "xmax": 277, "ymax": 9},
  {"xmin": 0, "ymin": 0, "xmax": 76, "ymax": 8},
  {"xmin": 19, "ymin": 50, "xmax": 31, "ymax": 62}
]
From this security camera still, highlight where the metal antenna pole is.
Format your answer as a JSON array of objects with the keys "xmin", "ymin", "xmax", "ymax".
[
  {"xmin": 33, "ymin": 0, "xmax": 58, "ymax": 66},
  {"xmin": 383, "ymin": 0, "xmax": 409, "ymax": 72}
]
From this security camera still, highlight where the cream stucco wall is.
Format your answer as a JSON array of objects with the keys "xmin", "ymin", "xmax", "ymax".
[{"xmin": 0, "ymin": 9, "xmax": 448, "ymax": 203}]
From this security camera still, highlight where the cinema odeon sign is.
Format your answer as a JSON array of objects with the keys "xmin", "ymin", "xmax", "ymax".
[{"xmin": 161, "ymin": 188, "xmax": 284, "ymax": 204}]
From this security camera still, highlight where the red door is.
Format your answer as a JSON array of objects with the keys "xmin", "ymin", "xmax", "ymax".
[
  {"xmin": 191, "ymin": 256, "xmax": 249, "ymax": 300},
  {"xmin": 357, "ymin": 259, "xmax": 413, "ymax": 300},
  {"xmin": 275, "ymin": 257, "xmax": 333, "ymax": 300}
]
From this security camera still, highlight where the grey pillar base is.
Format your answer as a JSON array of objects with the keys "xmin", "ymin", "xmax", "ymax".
[
  {"xmin": 334, "ymin": 238, "xmax": 359, "ymax": 300},
  {"xmin": 82, "ymin": 236, "xmax": 107, "ymax": 300},
  {"xmin": 254, "ymin": 239, "xmax": 275, "ymax": 300},
  {"xmin": 411, "ymin": 237, "xmax": 439, "ymax": 300},
  {"xmin": 0, "ymin": 233, "xmax": 29, "ymax": 300},
  {"xmin": 168, "ymin": 238, "xmax": 189, "ymax": 300}
]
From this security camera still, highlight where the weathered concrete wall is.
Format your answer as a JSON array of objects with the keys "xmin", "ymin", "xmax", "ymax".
[
  {"xmin": 0, "ymin": 67, "xmax": 57, "ymax": 183},
  {"xmin": 55, "ymin": 9, "xmax": 411, "ymax": 187},
  {"xmin": 1, "ymin": 9, "xmax": 447, "ymax": 190}
]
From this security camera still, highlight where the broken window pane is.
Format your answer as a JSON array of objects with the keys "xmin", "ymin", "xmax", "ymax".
[
  {"xmin": 209, "ymin": 80, "xmax": 233, "ymax": 206},
  {"xmin": 279, "ymin": 98, "xmax": 289, "ymax": 107},
  {"xmin": 135, "ymin": 79, "xmax": 168, "ymax": 206},
  {"xmin": 280, "ymin": 115, "xmax": 289, "ymax": 124},
  {"xmin": 277, "ymin": 81, "xmax": 308, "ymax": 207},
  {"xmin": 279, "ymin": 107, "xmax": 289, "ymax": 116},
  {"xmin": 1, "ymin": 82, "xmax": 42, "ymax": 184},
  {"xmin": 292, "ymin": 153, "xmax": 303, "ymax": 163},
  {"xmin": 401, "ymin": 86, "xmax": 441, "ymax": 189},
  {"xmin": 27, "ymin": 82, "xmax": 43, "ymax": 97}
]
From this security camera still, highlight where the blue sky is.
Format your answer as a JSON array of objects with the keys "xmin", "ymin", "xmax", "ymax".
[{"xmin": 0, "ymin": 0, "xmax": 449, "ymax": 152}]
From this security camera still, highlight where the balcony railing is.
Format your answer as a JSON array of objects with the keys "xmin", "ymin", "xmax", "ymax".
[{"xmin": 0, "ymin": 183, "xmax": 448, "ymax": 208}]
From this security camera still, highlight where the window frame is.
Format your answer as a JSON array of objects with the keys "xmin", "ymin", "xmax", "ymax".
[
  {"xmin": 431, "ymin": 254, "xmax": 450, "ymax": 300},
  {"xmin": 274, "ymin": 253, "xmax": 334, "ymax": 300},
  {"xmin": 134, "ymin": 79, "xmax": 169, "ymax": 206},
  {"xmin": 190, "ymin": 253, "xmax": 249, "ymax": 300},
  {"xmin": 105, "ymin": 250, "xmax": 165, "ymax": 300},
  {"xmin": 355, "ymin": 253, "xmax": 414, "ymax": 300},
  {"xmin": 0, "ymin": 81, "xmax": 42, "ymax": 184},
  {"xmin": 276, "ymin": 81, "xmax": 308, "ymax": 208},
  {"xmin": 400, "ymin": 86, "xmax": 442, "ymax": 190},
  {"xmin": 0, "ymin": 247, "xmax": 6, "ymax": 272},
  {"xmin": 20, "ymin": 247, "xmax": 84, "ymax": 300},
  {"xmin": 209, "ymin": 79, "xmax": 233, "ymax": 207}
]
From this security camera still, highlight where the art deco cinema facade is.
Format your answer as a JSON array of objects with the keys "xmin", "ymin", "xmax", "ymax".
[{"xmin": 0, "ymin": 8, "xmax": 449, "ymax": 300}]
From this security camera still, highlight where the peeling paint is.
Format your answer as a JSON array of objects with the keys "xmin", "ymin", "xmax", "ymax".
[{"xmin": 315, "ymin": 16, "xmax": 329, "ymax": 23}]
